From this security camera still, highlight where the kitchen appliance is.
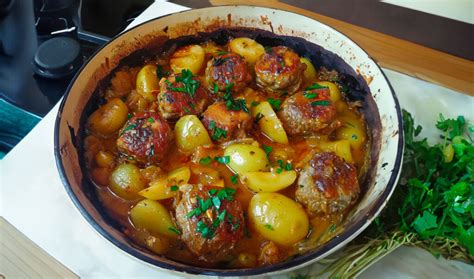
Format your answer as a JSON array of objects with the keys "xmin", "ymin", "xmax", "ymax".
[{"xmin": 0, "ymin": 0, "xmax": 152, "ymax": 157}]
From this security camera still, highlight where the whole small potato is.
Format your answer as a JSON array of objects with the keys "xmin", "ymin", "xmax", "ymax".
[
  {"xmin": 170, "ymin": 44, "xmax": 205, "ymax": 75},
  {"xmin": 224, "ymin": 144, "xmax": 270, "ymax": 174},
  {"xmin": 242, "ymin": 170, "xmax": 297, "ymax": 192},
  {"xmin": 316, "ymin": 81, "xmax": 341, "ymax": 102},
  {"xmin": 109, "ymin": 163, "xmax": 146, "ymax": 200},
  {"xmin": 175, "ymin": 115, "xmax": 212, "ymax": 152},
  {"xmin": 136, "ymin": 65, "xmax": 160, "ymax": 101},
  {"xmin": 130, "ymin": 199, "xmax": 178, "ymax": 238},
  {"xmin": 251, "ymin": 101, "xmax": 289, "ymax": 144},
  {"xmin": 300, "ymin": 57, "xmax": 317, "ymax": 84},
  {"xmin": 229, "ymin": 37, "xmax": 265, "ymax": 66},
  {"xmin": 87, "ymin": 98, "xmax": 129, "ymax": 137},
  {"xmin": 249, "ymin": 193, "xmax": 309, "ymax": 246}
]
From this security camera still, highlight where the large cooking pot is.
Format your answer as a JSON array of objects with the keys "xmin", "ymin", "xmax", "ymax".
[{"xmin": 54, "ymin": 5, "xmax": 403, "ymax": 277}]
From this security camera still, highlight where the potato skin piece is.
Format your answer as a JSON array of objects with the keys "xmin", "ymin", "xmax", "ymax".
[
  {"xmin": 175, "ymin": 185, "xmax": 244, "ymax": 262},
  {"xmin": 278, "ymin": 89, "xmax": 341, "ymax": 136},
  {"xmin": 296, "ymin": 152, "xmax": 359, "ymax": 215},
  {"xmin": 255, "ymin": 46, "xmax": 306, "ymax": 95},
  {"xmin": 116, "ymin": 112, "xmax": 172, "ymax": 164},
  {"xmin": 205, "ymin": 52, "xmax": 252, "ymax": 93}
]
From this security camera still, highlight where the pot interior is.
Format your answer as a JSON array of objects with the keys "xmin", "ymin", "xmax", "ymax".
[{"xmin": 55, "ymin": 6, "xmax": 402, "ymax": 276}]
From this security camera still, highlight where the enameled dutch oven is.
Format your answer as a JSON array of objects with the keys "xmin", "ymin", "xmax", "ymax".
[{"xmin": 54, "ymin": 6, "xmax": 403, "ymax": 277}]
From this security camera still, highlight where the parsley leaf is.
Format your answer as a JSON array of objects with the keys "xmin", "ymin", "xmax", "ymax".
[
  {"xmin": 199, "ymin": 156, "xmax": 213, "ymax": 165},
  {"xmin": 267, "ymin": 98, "xmax": 282, "ymax": 111}
]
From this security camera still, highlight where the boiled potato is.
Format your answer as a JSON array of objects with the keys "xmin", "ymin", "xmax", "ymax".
[
  {"xmin": 109, "ymin": 163, "xmax": 146, "ymax": 200},
  {"xmin": 139, "ymin": 166, "xmax": 190, "ymax": 200},
  {"xmin": 224, "ymin": 144, "xmax": 270, "ymax": 174},
  {"xmin": 251, "ymin": 101, "xmax": 289, "ymax": 144},
  {"xmin": 136, "ymin": 65, "xmax": 160, "ymax": 101},
  {"xmin": 318, "ymin": 140, "xmax": 353, "ymax": 163},
  {"xmin": 170, "ymin": 44, "xmax": 205, "ymax": 74},
  {"xmin": 95, "ymin": 150, "xmax": 115, "ymax": 168},
  {"xmin": 87, "ymin": 98, "xmax": 129, "ymax": 136},
  {"xmin": 242, "ymin": 170, "xmax": 297, "ymax": 192},
  {"xmin": 167, "ymin": 166, "xmax": 191, "ymax": 185},
  {"xmin": 229, "ymin": 37, "xmax": 264, "ymax": 66},
  {"xmin": 175, "ymin": 115, "xmax": 212, "ymax": 152},
  {"xmin": 134, "ymin": 229, "xmax": 170, "ymax": 254},
  {"xmin": 317, "ymin": 81, "xmax": 341, "ymax": 102},
  {"xmin": 191, "ymin": 165, "xmax": 223, "ymax": 186},
  {"xmin": 300, "ymin": 57, "xmax": 317, "ymax": 84},
  {"xmin": 249, "ymin": 193, "xmax": 309, "ymax": 245},
  {"xmin": 202, "ymin": 41, "xmax": 225, "ymax": 55},
  {"xmin": 336, "ymin": 126, "xmax": 366, "ymax": 149},
  {"xmin": 139, "ymin": 176, "xmax": 176, "ymax": 200},
  {"xmin": 130, "ymin": 199, "xmax": 178, "ymax": 238}
]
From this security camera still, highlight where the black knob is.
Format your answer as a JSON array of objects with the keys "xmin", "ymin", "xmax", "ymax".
[{"xmin": 33, "ymin": 36, "xmax": 82, "ymax": 79}]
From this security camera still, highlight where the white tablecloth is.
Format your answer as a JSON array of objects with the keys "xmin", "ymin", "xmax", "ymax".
[{"xmin": 1, "ymin": 1, "xmax": 473, "ymax": 278}]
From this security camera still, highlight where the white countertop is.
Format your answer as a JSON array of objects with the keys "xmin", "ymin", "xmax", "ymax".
[{"xmin": 1, "ymin": 1, "xmax": 473, "ymax": 278}]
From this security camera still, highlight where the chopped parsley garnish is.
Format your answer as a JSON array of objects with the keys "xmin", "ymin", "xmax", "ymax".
[
  {"xmin": 166, "ymin": 69, "xmax": 200, "ymax": 98},
  {"xmin": 230, "ymin": 174, "xmax": 239, "ymax": 184},
  {"xmin": 264, "ymin": 46, "xmax": 273, "ymax": 53},
  {"xmin": 213, "ymin": 83, "xmax": 219, "ymax": 94},
  {"xmin": 311, "ymin": 100, "xmax": 330, "ymax": 107},
  {"xmin": 188, "ymin": 188, "xmax": 239, "ymax": 239},
  {"xmin": 254, "ymin": 112, "xmax": 264, "ymax": 123},
  {"xmin": 156, "ymin": 65, "xmax": 170, "ymax": 79},
  {"xmin": 121, "ymin": 123, "xmax": 137, "ymax": 135},
  {"xmin": 352, "ymin": 134, "xmax": 358, "ymax": 140},
  {"xmin": 223, "ymin": 83, "xmax": 250, "ymax": 113},
  {"xmin": 214, "ymin": 155, "xmax": 230, "ymax": 164},
  {"xmin": 216, "ymin": 51, "xmax": 228, "ymax": 55},
  {"xmin": 262, "ymin": 145, "xmax": 272, "ymax": 159},
  {"xmin": 148, "ymin": 145, "xmax": 154, "ymax": 157},
  {"xmin": 279, "ymin": 60, "xmax": 285, "ymax": 67},
  {"xmin": 170, "ymin": 185, "xmax": 179, "ymax": 191},
  {"xmin": 251, "ymin": 101, "xmax": 260, "ymax": 107},
  {"xmin": 264, "ymin": 224, "xmax": 274, "ymax": 230},
  {"xmin": 208, "ymin": 120, "xmax": 227, "ymax": 141},
  {"xmin": 147, "ymin": 117, "xmax": 154, "ymax": 123},
  {"xmin": 168, "ymin": 226, "xmax": 181, "ymax": 235},
  {"xmin": 329, "ymin": 224, "xmax": 337, "ymax": 233},
  {"xmin": 306, "ymin": 83, "xmax": 329, "ymax": 90},
  {"xmin": 267, "ymin": 98, "xmax": 282, "ymax": 111},
  {"xmin": 199, "ymin": 156, "xmax": 213, "ymax": 165},
  {"xmin": 276, "ymin": 159, "xmax": 292, "ymax": 173},
  {"xmin": 303, "ymin": 92, "xmax": 318, "ymax": 99},
  {"xmin": 212, "ymin": 57, "xmax": 229, "ymax": 66},
  {"xmin": 127, "ymin": 113, "xmax": 132, "ymax": 119}
]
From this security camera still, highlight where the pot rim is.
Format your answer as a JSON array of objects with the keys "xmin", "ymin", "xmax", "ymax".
[{"xmin": 54, "ymin": 5, "xmax": 404, "ymax": 277}]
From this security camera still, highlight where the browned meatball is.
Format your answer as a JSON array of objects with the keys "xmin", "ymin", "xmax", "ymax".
[
  {"xmin": 205, "ymin": 52, "xmax": 252, "ymax": 93},
  {"xmin": 296, "ymin": 152, "xmax": 359, "ymax": 215},
  {"xmin": 254, "ymin": 46, "xmax": 306, "ymax": 95},
  {"xmin": 175, "ymin": 185, "xmax": 244, "ymax": 262},
  {"xmin": 157, "ymin": 73, "xmax": 211, "ymax": 120},
  {"xmin": 201, "ymin": 102, "xmax": 252, "ymax": 142},
  {"xmin": 116, "ymin": 112, "xmax": 172, "ymax": 164},
  {"xmin": 278, "ymin": 88, "xmax": 341, "ymax": 136}
]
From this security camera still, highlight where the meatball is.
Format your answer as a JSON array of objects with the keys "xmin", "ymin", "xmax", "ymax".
[
  {"xmin": 296, "ymin": 152, "xmax": 359, "ymax": 215},
  {"xmin": 278, "ymin": 88, "xmax": 341, "ymax": 136},
  {"xmin": 175, "ymin": 185, "xmax": 244, "ymax": 262},
  {"xmin": 254, "ymin": 46, "xmax": 306, "ymax": 95},
  {"xmin": 201, "ymin": 102, "xmax": 252, "ymax": 142},
  {"xmin": 116, "ymin": 112, "xmax": 172, "ymax": 164},
  {"xmin": 205, "ymin": 52, "xmax": 252, "ymax": 93},
  {"xmin": 157, "ymin": 73, "xmax": 211, "ymax": 120}
]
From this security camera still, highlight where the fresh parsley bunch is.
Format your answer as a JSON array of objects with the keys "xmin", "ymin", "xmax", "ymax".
[{"xmin": 305, "ymin": 110, "xmax": 473, "ymax": 278}]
